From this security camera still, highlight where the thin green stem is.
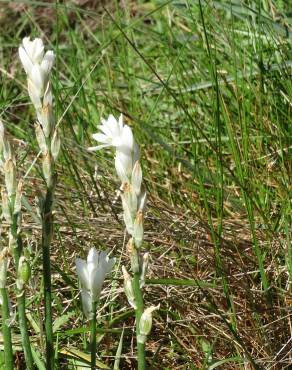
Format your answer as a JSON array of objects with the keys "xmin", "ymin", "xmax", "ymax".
[
  {"xmin": 133, "ymin": 273, "xmax": 146, "ymax": 370},
  {"xmin": 0, "ymin": 287, "xmax": 14, "ymax": 370},
  {"xmin": 90, "ymin": 300, "xmax": 97, "ymax": 370},
  {"xmin": 41, "ymin": 185, "xmax": 55, "ymax": 370},
  {"xmin": 11, "ymin": 213, "xmax": 34, "ymax": 370}
]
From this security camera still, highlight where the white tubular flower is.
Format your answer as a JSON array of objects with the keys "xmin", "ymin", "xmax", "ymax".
[
  {"xmin": 90, "ymin": 114, "xmax": 128, "ymax": 150},
  {"xmin": 89, "ymin": 114, "xmax": 139, "ymax": 183},
  {"xmin": 19, "ymin": 37, "xmax": 55, "ymax": 110},
  {"xmin": 19, "ymin": 37, "xmax": 44, "ymax": 74},
  {"xmin": 76, "ymin": 248, "xmax": 115, "ymax": 318}
]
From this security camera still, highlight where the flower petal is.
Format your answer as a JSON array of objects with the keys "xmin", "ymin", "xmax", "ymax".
[
  {"xmin": 120, "ymin": 125, "xmax": 134, "ymax": 152},
  {"xmin": 81, "ymin": 289, "xmax": 92, "ymax": 318},
  {"xmin": 41, "ymin": 50, "xmax": 54, "ymax": 75},
  {"xmin": 92, "ymin": 133, "xmax": 110, "ymax": 144},
  {"xmin": 75, "ymin": 258, "xmax": 90, "ymax": 291},
  {"xmin": 88, "ymin": 144, "xmax": 110, "ymax": 151},
  {"xmin": 18, "ymin": 46, "xmax": 33, "ymax": 75}
]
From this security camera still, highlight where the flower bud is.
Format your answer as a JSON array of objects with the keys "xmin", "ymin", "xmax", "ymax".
[
  {"xmin": 4, "ymin": 159, "xmax": 16, "ymax": 196},
  {"xmin": 127, "ymin": 238, "xmax": 140, "ymax": 273},
  {"xmin": 133, "ymin": 210, "xmax": 144, "ymax": 248},
  {"xmin": 0, "ymin": 248, "xmax": 9, "ymax": 288},
  {"xmin": 138, "ymin": 305, "xmax": 160, "ymax": 344},
  {"xmin": 131, "ymin": 161, "xmax": 142, "ymax": 195},
  {"xmin": 28, "ymin": 78, "xmax": 42, "ymax": 109},
  {"xmin": 0, "ymin": 120, "xmax": 4, "ymax": 152},
  {"xmin": 123, "ymin": 183, "xmax": 138, "ymax": 215},
  {"xmin": 36, "ymin": 104, "xmax": 53, "ymax": 138},
  {"xmin": 1, "ymin": 190, "xmax": 11, "ymax": 223},
  {"xmin": 140, "ymin": 252, "xmax": 149, "ymax": 288},
  {"xmin": 51, "ymin": 129, "xmax": 61, "ymax": 161},
  {"xmin": 42, "ymin": 151, "xmax": 52, "ymax": 186},
  {"xmin": 122, "ymin": 266, "xmax": 137, "ymax": 309},
  {"xmin": 121, "ymin": 194, "xmax": 134, "ymax": 235},
  {"xmin": 9, "ymin": 233, "xmax": 17, "ymax": 251},
  {"xmin": 13, "ymin": 180, "xmax": 23, "ymax": 215},
  {"xmin": 18, "ymin": 256, "xmax": 31, "ymax": 285},
  {"xmin": 138, "ymin": 189, "xmax": 147, "ymax": 212},
  {"xmin": 35, "ymin": 122, "xmax": 47, "ymax": 153}
]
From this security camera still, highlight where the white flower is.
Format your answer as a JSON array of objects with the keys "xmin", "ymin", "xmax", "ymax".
[
  {"xmin": 76, "ymin": 248, "xmax": 115, "ymax": 317},
  {"xmin": 89, "ymin": 114, "xmax": 129, "ymax": 150},
  {"xmin": 19, "ymin": 37, "xmax": 44, "ymax": 74},
  {"xmin": 19, "ymin": 37, "xmax": 55, "ymax": 108},
  {"xmin": 88, "ymin": 114, "xmax": 140, "ymax": 181}
]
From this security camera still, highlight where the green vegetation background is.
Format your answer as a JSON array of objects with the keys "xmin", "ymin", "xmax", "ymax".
[{"xmin": 0, "ymin": 0, "xmax": 291, "ymax": 369}]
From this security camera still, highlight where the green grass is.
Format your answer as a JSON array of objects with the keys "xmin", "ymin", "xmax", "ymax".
[{"xmin": 0, "ymin": 0, "xmax": 291, "ymax": 368}]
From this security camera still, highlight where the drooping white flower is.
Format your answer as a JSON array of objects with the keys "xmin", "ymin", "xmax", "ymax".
[{"xmin": 76, "ymin": 248, "xmax": 115, "ymax": 317}]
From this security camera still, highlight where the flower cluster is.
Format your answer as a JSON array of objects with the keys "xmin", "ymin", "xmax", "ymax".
[
  {"xmin": 19, "ymin": 37, "xmax": 60, "ymax": 186},
  {"xmin": 91, "ymin": 114, "xmax": 157, "ymax": 344},
  {"xmin": 0, "ymin": 120, "xmax": 22, "ymax": 229},
  {"xmin": 76, "ymin": 248, "xmax": 115, "ymax": 318},
  {"xmin": 90, "ymin": 114, "xmax": 146, "ymax": 241}
]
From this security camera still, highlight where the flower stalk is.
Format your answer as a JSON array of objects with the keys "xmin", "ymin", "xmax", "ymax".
[
  {"xmin": 0, "ymin": 121, "xmax": 34, "ymax": 369},
  {"xmin": 90, "ymin": 300, "xmax": 97, "ymax": 370},
  {"xmin": 90, "ymin": 114, "xmax": 158, "ymax": 369},
  {"xmin": 0, "ymin": 249, "xmax": 13, "ymax": 370},
  {"xmin": 19, "ymin": 36, "xmax": 59, "ymax": 370}
]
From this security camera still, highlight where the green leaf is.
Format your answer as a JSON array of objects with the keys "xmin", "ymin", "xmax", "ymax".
[
  {"xmin": 60, "ymin": 347, "xmax": 110, "ymax": 369},
  {"xmin": 53, "ymin": 311, "xmax": 75, "ymax": 333}
]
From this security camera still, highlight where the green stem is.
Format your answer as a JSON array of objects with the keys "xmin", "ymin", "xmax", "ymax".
[
  {"xmin": 0, "ymin": 287, "xmax": 14, "ymax": 370},
  {"xmin": 11, "ymin": 214, "xmax": 34, "ymax": 370},
  {"xmin": 41, "ymin": 186, "xmax": 55, "ymax": 370},
  {"xmin": 16, "ymin": 293, "xmax": 35, "ymax": 369},
  {"xmin": 133, "ymin": 273, "xmax": 146, "ymax": 370},
  {"xmin": 90, "ymin": 300, "xmax": 97, "ymax": 370}
]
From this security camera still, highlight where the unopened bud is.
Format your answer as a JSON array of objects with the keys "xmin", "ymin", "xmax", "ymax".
[
  {"xmin": 18, "ymin": 256, "xmax": 31, "ymax": 285},
  {"xmin": 3, "ymin": 140, "xmax": 12, "ymax": 162},
  {"xmin": 0, "ymin": 248, "xmax": 9, "ymax": 288},
  {"xmin": 140, "ymin": 252, "xmax": 149, "ymax": 288},
  {"xmin": 9, "ymin": 233, "xmax": 17, "ymax": 251},
  {"xmin": 51, "ymin": 129, "xmax": 61, "ymax": 161},
  {"xmin": 122, "ymin": 266, "xmax": 137, "ymax": 309},
  {"xmin": 4, "ymin": 159, "xmax": 16, "ymax": 196},
  {"xmin": 122, "ymin": 183, "xmax": 138, "ymax": 216},
  {"xmin": 127, "ymin": 238, "xmax": 140, "ymax": 273},
  {"xmin": 1, "ymin": 190, "xmax": 12, "ymax": 223},
  {"xmin": 121, "ymin": 195, "xmax": 134, "ymax": 235},
  {"xmin": 131, "ymin": 161, "xmax": 142, "ymax": 195},
  {"xmin": 13, "ymin": 180, "xmax": 23, "ymax": 215},
  {"xmin": 138, "ymin": 305, "xmax": 160, "ymax": 344},
  {"xmin": 42, "ymin": 151, "xmax": 52, "ymax": 185},
  {"xmin": 0, "ymin": 120, "xmax": 4, "ymax": 152},
  {"xmin": 133, "ymin": 210, "xmax": 144, "ymax": 248},
  {"xmin": 138, "ymin": 189, "xmax": 147, "ymax": 212},
  {"xmin": 28, "ymin": 79, "xmax": 42, "ymax": 110},
  {"xmin": 35, "ymin": 122, "xmax": 47, "ymax": 153},
  {"xmin": 36, "ymin": 105, "xmax": 53, "ymax": 138}
]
